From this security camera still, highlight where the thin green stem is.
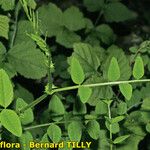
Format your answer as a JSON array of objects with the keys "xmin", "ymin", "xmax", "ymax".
[
  {"xmin": 20, "ymin": 79, "xmax": 150, "ymax": 114},
  {"xmin": 9, "ymin": 2, "xmax": 20, "ymax": 48},
  {"xmin": 50, "ymin": 79, "xmax": 150, "ymax": 95},
  {"xmin": 19, "ymin": 94, "xmax": 48, "ymax": 113},
  {"xmin": 108, "ymin": 104, "xmax": 113, "ymax": 150}
]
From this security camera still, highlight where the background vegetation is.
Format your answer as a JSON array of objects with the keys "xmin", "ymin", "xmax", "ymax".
[{"xmin": 0, "ymin": 0, "xmax": 150, "ymax": 149}]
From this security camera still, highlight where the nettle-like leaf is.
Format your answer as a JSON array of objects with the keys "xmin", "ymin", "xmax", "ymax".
[
  {"xmin": 0, "ymin": 109, "xmax": 22, "ymax": 137},
  {"xmin": 0, "ymin": 69, "xmax": 13, "ymax": 108},
  {"xmin": 83, "ymin": 0, "xmax": 104, "ymax": 12},
  {"xmin": 86, "ymin": 120, "xmax": 100, "ymax": 140},
  {"xmin": 70, "ymin": 57, "xmax": 85, "ymax": 84},
  {"xmin": 0, "ymin": 0, "xmax": 15, "ymax": 11},
  {"xmin": 14, "ymin": 20, "xmax": 34, "ymax": 44},
  {"xmin": 85, "ymin": 75, "xmax": 113, "ymax": 106},
  {"xmin": 103, "ymin": 45, "xmax": 132, "ymax": 80},
  {"xmin": 119, "ymin": 83, "xmax": 133, "ymax": 100},
  {"xmin": 68, "ymin": 121, "xmax": 82, "ymax": 142},
  {"xmin": 63, "ymin": 6, "xmax": 85, "ymax": 31},
  {"xmin": 113, "ymin": 135, "xmax": 130, "ymax": 144},
  {"xmin": 104, "ymin": 2, "xmax": 135, "ymax": 22},
  {"xmin": 49, "ymin": 95, "xmax": 65, "ymax": 121},
  {"xmin": 47, "ymin": 123, "xmax": 62, "ymax": 143},
  {"xmin": 108, "ymin": 57, "xmax": 120, "ymax": 81},
  {"xmin": 133, "ymin": 56, "xmax": 144, "ymax": 79},
  {"xmin": 78, "ymin": 87, "xmax": 92, "ymax": 103},
  {"xmin": 96, "ymin": 24, "xmax": 116, "ymax": 45},
  {"xmin": 56, "ymin": 28, "xmax": 81, "ymax": 48},
  {"xmin": 7, "ymin": 41, "xmax": 47, "ymax": 79},
  {"xmin": 95, "ymin": 100, "xmax": 108, "ymax": 115},
  {"xmin": 69, "ymin": 43, "xmax": 101, "ymax": 77},
  {"xmin": 0, "ymin": 15, "xmax": 9, "ymax": 39},
  {"xmin": 117, "ymin": 102, "xmax": 127, "ymax": 115},
  {"xmin": 105, "ymin": 121, "xmax": 120, "ymax": 134},
  {"xmin": 38, "ymin": 3, "xmax": 63, "ymax": 37},
  {"xmin": 16, "ymin": 98, "xmax": 34, "ymax": 125},
  {"xmin": 19, "ymin": 131, "xmax": 33, "ymax": 150},
  {"xmin": 15, "ymin": 84, "xmax": 34, "ymax": 104}
]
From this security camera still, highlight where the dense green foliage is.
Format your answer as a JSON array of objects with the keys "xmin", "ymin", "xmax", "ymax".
[{"xmin": 0, "ymin": 0, "xmax": 150, "ymax": 150}]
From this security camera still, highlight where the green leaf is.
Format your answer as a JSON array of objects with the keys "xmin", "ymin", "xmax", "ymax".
[
  {"xmin": 69, "ymin": 43, "xmax": 101, "ymax": 77},
  {"xmin": 0, "ymin": 109, "xmax": 22, "ymax": 137},
  {"xmin": 0, "ymin": 0, "xmax": 15, "ymax": 11},
  {"xmin": 105, "ymin": 121, "xmax": 120, "ymax": 134},
  {"xmin": 103, "ymin": 45, "xmax": 131, "ymax": 80},
  {"xmin": 47, "ymin": 123, "xmax": 62, "ymax": 143},
  {"xmin": 111, "ymin": 116, "xmax": 125, "ymax": 123},
  {"xmin": 19, "ymin": 131, "xmax": 33, "ymax": 150},
  {"xmin": 78, "ymin": 87, "xmax": 92, "ymax": 103},
  {"xmin": 63, "ymin": 6, "xmax": 85, "ymax": 31},
  {"xmin": 49, "ymin": 95, "xmax": 65, "ymax": 121},
  {"xmin": 70, "ymin": 57, "xmax": 85, "ymax": 84},
  {"xmin": 85, "ymin": 75, "xmax": 113, "ymax": 106},
  {"xmin": 86, "ymin": 120, "xmax": 100, "ymax": 140},
  {"xmin": 0, "ymin": 69, "xmax": 13, "ymax": 108},
  {"xmin": 108, "ymin": 57, "xmax": 120, "ymax": 81},
  {"xmin": 146, "ymin": 123, "xmax": 150, "ymax": 133},
  {"xmin": 0, "ymin": 15, "xmax": 9, "ymax": 39},
  {"xmin": 141, "ymin": 98, "xmax": 150, "ymax": 110},
  {"xmin": 113, "ymin": 135, "xmax": 130, "ymax": 144},
  {"xmin": 68, "ymin": 121, "xmax": 82, "ymax": 142},
  {"xmin": 95, "ymin": 100, "xmax": 108, "ymax": 115},
  {"xmin": 16, "ymin": 98, "xmax": 34, "ymax": 125},
  {"xmin": 38, "ymin": 3, "xmax": 63, "ymax": 37},
  {"xmin": 14, "ymin": 20, "xmax": 34, "ymax": 44},
  {"xmin": 27, "ymin": 0, "xmax": 36, "ymax": 9},
  {"xmin": 117, "ymin": 102, "xmax": 127, "ymax": 115},
  {"xmin": 104, "ymin": 2, "xmax": 134, "ymax": 22},
  {"xmin": 56, "ymin": 28, "xmax": 81, "ymax": 48},
  {"xmin": 119, "ymin": 83, "xmax": 133, "ymax": 100},
  {"xmin": 7, "ymin": 41, "xmax": 47, "ymax": 79},
  {"xmin": 73, "ymin": 98, "xmax": 87, "ymax": 115},
  {"xmin": 96, "ymin": 24, "xmax": 116, "ymax": 45},
  {"xmin": 83, "ymin": 0, "xmax": 104, "ymax": 12},
  {"xmin": 133, "ymin": 56, "xmax": 144, "ymax": 79},
  {"xmin": 15, "ymin": 84, "xmax": 34, "ymax": 104}
]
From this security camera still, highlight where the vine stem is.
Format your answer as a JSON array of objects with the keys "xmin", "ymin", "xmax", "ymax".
[
  {"xmin": 108, "ymin": 104, "xmax": 113, "ymax": 150},
  {"xmin": 49, "ymin": 79, "xmax": 150, "ymax": 95},
  {"xmin": 19, "ymin": 79, "xmax": 150, "ymax": 114},
  {"xmin": 19, "ymin": 94, "xmax": 48, "ymax": 114}
]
